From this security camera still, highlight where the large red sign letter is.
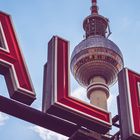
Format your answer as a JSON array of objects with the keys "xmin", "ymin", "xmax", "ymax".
[
  {"xmin": 42, "ymin": 36, "xmax": 111, "ymax": 134},
  {"xmin": 0, "ymin": 12, "xmax": 36, "ymax": 105},
  {"xmin": 118, "ymin": 68, "xmax": 140, "ymax": 140}
]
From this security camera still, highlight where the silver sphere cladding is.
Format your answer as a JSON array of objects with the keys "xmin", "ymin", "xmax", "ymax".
[{"xmin": 70, "ymin": 35, "xmax": 124, "ymax": 87}]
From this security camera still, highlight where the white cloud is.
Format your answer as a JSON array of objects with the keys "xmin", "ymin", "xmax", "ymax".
[
  {"xmin": 71, "ymin": 86, "xmax": 89, "ymax": 103},
  {"xmin": 108, "ymin": 93, "xmax": 114, "ymax": 110},
  {"xmin": 108, "ymin": 83, "xmax": 119, "ymax": 116},
  {"xmin": 0, "ymin": 112, "xmax": 9, "ymax": 126},
  {"xmin": 30, "ymin": 126, "xmax": 68, "ymax": 140}
]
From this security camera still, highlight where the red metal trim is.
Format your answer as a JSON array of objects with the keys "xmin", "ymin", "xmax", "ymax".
[
  {"xmin": 58, "ymin": 97, "xmax": 110, "ymax": 123},
  {"xmin": 127, "ymin": 69, "xmax": 140, "ymax": 134},
  {"xmin": 118, "ymin": 68, "xmax": 140, "ymax": 140},
  {"xmin": 56, "ymin": 36, "xmax": 110, "ymax": 123},
  {"xmin": 0, "ymin": 12, "xmax": 36, "ymax": 105},
  {"xmin": 43, "ymin": 36, "xmax": 111, "ymax": 134}
]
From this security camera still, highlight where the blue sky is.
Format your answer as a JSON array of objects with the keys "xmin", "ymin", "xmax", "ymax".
[{"xmin": 0, "ymin": 0, "xmax": 140, "ymax": 140}]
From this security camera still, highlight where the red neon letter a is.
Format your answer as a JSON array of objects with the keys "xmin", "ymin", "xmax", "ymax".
[{"xmin": 0, "ymin": 12, "xmax": 36, "ymax": 105}]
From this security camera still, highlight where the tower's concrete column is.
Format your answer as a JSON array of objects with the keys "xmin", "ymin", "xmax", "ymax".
[{"xmin": 87, "ymin": 76, "xmax": 109, "ymax": 110}]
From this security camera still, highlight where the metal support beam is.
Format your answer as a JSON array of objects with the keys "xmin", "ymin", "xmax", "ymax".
[
  {"xmin": 112, "ymin": 115, "xmax": 120, "ymax": 128},
  {"xmin": 112, "ymin": 115, "xmax": 119, "ymax": 124},
  {"xmin": 110, "ymin": 131, "xmax": 120, "ymax": 140},
  {"xmin": 69, "ymin": 129, "xmax": 121, "ymax": 140},
  {"xmin": 68, "ymin": 128, "xmax": 101, "ymax": 140},
  {"xmin": 0, "ymin": 95, "xmax": 80, "ymax": 137},
  {"xmin": 0, "ymin": 95, "xmax": 122, "ymax": 140}
]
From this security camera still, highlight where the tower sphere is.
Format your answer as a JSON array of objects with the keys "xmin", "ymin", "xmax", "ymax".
[
  {"xmin": 70, "ymin": 0, "xmax": 124, "ymax": 88},
  {"xmin": 70, "ymin": 35, "xmax": 124, "ymax": 87}
]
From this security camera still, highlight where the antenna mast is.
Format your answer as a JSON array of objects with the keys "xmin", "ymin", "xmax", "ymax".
[{"xmin": 91, "ymin": 0, "xmax": 98, "ymax": 14}]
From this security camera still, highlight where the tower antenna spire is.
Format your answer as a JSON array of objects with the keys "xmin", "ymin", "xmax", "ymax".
[{"xmin": 91, "ymin": 0, "xmax": 98, "ymax": 14}]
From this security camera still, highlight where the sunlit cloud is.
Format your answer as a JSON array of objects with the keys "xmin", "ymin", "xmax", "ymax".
[
  {"xmin": 30, "ymin": 126, "xmax": 67, "ymax": 140},
  {"xmin": 108, "ymin": 93, "xmax": 114, "ymax": 110},
  {"xmin": 71, "ymin": 86, "xmax": 89, "ymax": 103},
  {"xmin": 108, "ymin": 83, "xmax": 119, "ymax": 116},
  {"xmin": 0, "ymin": 112, "xmax": 9, "ymax": 126}
]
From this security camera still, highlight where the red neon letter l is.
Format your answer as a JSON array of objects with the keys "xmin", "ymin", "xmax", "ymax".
[{"xmin": 0, "ymin": 12, "xmax": 36, "ymax": 105}]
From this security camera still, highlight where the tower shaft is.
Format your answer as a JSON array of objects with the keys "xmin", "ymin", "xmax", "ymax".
[{"xmin": 87, "ymin": 76, "xmax": 109, "ymax": 110}]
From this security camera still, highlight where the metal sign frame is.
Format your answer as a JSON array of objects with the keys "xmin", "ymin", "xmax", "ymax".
[
  {"xmin": 118, "ymin": 68, "xmax": 140, "ymax": 140},
  {"xmin": 0, "ymin": 11, "xmax": 36, "ymax": 105},
  {"xmin": 42, "ymin": 36, "xmax": 112, "ymax": 134}
]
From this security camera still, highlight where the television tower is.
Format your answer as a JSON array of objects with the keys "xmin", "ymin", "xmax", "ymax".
[{"xmin": 70, "ymin": 0, "xmax": 124, "ymax": 110}]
